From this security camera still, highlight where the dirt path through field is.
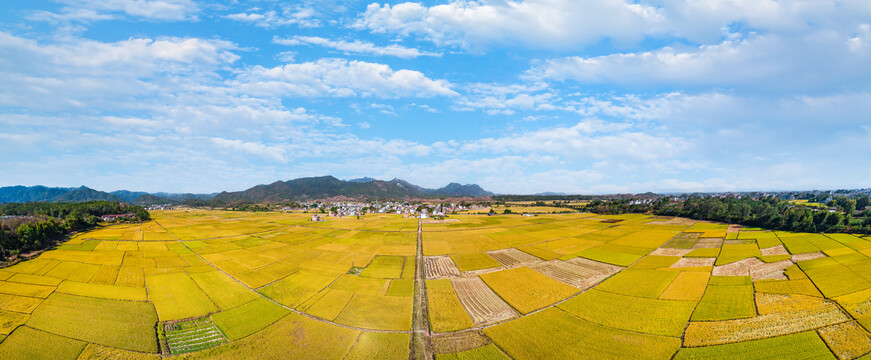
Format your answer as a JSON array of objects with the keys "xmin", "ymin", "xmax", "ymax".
[{"xmin": 411, "ymin": 217, "xmax": 434, "ymax": 360}]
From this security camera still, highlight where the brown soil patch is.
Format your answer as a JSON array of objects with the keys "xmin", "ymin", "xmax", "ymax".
[
  {"xmin": 452, "ymin": 277, "xmax": 517, "ymax": 326},
  {"xmin": 712, "ymin": 258, "xmax": 766, "ymax": 276},
  {"xmin": 691, "ymin": 242, "xmax": 722, "ymax": 249},
  {"xmin": 530, "ymin": 259, "xmax": 616, "ymax": 289},
  {"xmin": 425, "ymin": 256, "xmax": 461, "ymax": 279},
  {"xmin": 671, "ymin": 257, "xmax": 716, "ymax": 268},
  {"xmin": 422, "ymin": 219, "xmax": 461, "ymax": 224},
  {"xmin": 646, "ymin": 217, "xmax": 697, "ymax": 226},
  {"xmin": 599, "ymin": 219, "xmax": 624, "ymax": 223},
  {"xmin": 760, "ymin": 245, "xmax": 789, "ymax": 256},
  {"xmin": 650, "ymin": 248, "xmax": 692, "ymax": 257},
  {"xmin": 431, "ymin": 330, "xmax": 491, "ymax": 354},
  {"xmin": 684, "ymin": 294, "xmax": 850, "ymax": 347},
  {"xmin": 486, "ymin": 248, "xmax": 542, "ymax": 267},
  {"xmin": 792, "ymin": 252, "xmax": 827, "ymax": 262},
  {"xmin": 750, "ymin": 260, "xmax": 794, "ymax": 281},
  {"xmin": 726, "ymin": 224, "xmax": 743, "ymax": 233},
  {"xmin": 565, "ymin": 257, "xmax": 624, "ymax": 275}
]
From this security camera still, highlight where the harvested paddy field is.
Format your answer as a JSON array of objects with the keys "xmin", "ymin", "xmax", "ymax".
[{"xmin": 3, "ymin": 210, "xmax": 871, "ymax": 359}]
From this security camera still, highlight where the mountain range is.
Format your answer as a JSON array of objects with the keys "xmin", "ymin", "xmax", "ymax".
[
  {"xmin": 0, "ymin": 176, "xmax": 493, "ymax": 204},
  {"xmin": 211, "ymin": 176, "xmax": 493, "ymax": 202}
]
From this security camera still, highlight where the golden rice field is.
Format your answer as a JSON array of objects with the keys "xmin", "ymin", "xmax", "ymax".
[{"xmin": 3, "ymin": 209, "xmax": 871, "ymax": 359}]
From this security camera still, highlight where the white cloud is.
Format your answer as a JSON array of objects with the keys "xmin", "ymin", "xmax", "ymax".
[
  {"xmin": 526, "ymin": 32, "xmax": 871, "ymax": 92},
  {"xmin": 37, "ymin": 0, "xmax": 199, "ymax": 21},
  {"xmin": 211, "ymin": 137, "xmax": 287, "ymax": 162},
  {"xmin": 354, "ymin": 0, "xmax": 871, "ymax": 53},
  {"xmin": 273, "ymin": 36, "xmax": 439, "ymax": 59},
  {"xmin": 224, "ymin": 7, "xmax": 319, "ymax": 28},
  {"xmin": 232, "ymin": 58, "xmax": 457, "ymax": 98},
  {"xmin": 461, "ymin": 120, "xmax": 686, "ymax": 161},
  {"xmin": 353, "ymin": 0, "xmax": 665, "ymax": 51}
]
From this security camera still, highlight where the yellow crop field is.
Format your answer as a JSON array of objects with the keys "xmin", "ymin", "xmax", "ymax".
[
  {"xmin": 659, "ymin": 271, "xmax": 710, "ymax": 301},
  {"xmin": 334, "ymin": 293, "xmax": 413, "ymax": 330},
  {"xmin": 484, "ymin": 307, "xmax": 681, "ymax": 359},
  {"xmin": 146, "ymin": 272, "xmax": 218, "ymax": 321},
  {"xmin": 56, "ymin": 281, "xmax": 147, "ymax": 301},
  {"xmin": 210, "ymin": 298, "xmax": 290, "ymax": 341},
  {"xmin": 480, "ymin": 267, "xmax": 578, "ymax": 314},
  {"xmin": 558, "ymin": 289, "xmax": 695, "ymax": 337},
  {"xmin": 4, "ymin": 209, "xmax": 871, "ymax": 358},
  {"xmin": 26, "ymin": 293, "xmax": 158, "ymax": 352},
  {"xmin": 427, "ymin": 279, "xmax": 475, "ymax": 332},
  {"xmin": 0, "ymin": 326, "xmax": 87, "ymax": 360},
  {"xmin": 189, "ymin": 271, "xmax": 258, "ymax": 310},
  {"xmin": 345, "ymin": 332, "xmax": 410, "ymax": 360}
]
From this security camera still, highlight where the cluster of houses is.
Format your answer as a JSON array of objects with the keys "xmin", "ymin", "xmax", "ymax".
[
  {"xmin": 100, "ymin": 213, "xmax": 137, "ymax": 222},
  {"xmin": 292, "ymin": 201, "xmax": 483, "ymax": 219}
]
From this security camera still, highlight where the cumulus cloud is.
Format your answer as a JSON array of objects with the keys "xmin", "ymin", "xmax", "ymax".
[
  {"xmin": 211, "ymin": 138, "xmax": 287, "ymax": 162},
  {"xmin": 231, "ymin": 58, "xmax": 457, "ymax": 98},
  {"xmin": 353, "ymin": 0, "xmax": 871, "ymax": 53},
  {"xmin": 31, "ymin": 0, "xmax": 199, "ymax": 22},
  {"xmin": 224, "ymin": 7, "xmax": 319, "ymax": 28},
  {"xmin": 273, "ymin": 36, "xmax": 440, "ymax": 59},
  {"xmin": 526, "ymin": 32, "xmax": 871, "ymax": 92},
  {"xmin": 353, "ymin": 0, "xmax": 665, "ymax": 51}
]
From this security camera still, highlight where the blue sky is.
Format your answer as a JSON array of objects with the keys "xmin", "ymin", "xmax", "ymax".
[{"xmin": 1, "ymin": 0, "xmax": 870, "ymax": 194}]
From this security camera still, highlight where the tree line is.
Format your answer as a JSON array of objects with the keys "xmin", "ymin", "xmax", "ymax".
[
  {"xmin": 0, "ymin": 201, "xmax": 150, "ymax": 260},
  {"xmin": 583, "ymin": 195, "xmax": 871, "ymax": 234}
]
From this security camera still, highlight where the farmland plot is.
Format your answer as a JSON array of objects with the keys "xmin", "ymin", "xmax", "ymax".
[
  {"xmin": 161, "ymin": 317, "xmax": 226, "ymax": 355},
  {"xmin": 486, "ymin": 248, "xmax": 542, "ymax": 267},
  {"xmin": 425, "ymin": 256, "xmax": 461, "ymax": 279},
  {"xmin": 452, "ymin": 277, "xmax": 517, "ymax": 325}
]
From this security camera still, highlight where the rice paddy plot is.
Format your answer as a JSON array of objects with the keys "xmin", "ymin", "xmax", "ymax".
[
  {"xmin": 160, "ymin": 317, "xmax": 227, "ymax": 355},
  {"xmin": 425, "ymin": 256, "xmax": 461, "ymax": 279},
  {"xmin": 595, "ymin": 269, "xmax": 679, "ymax": 299},
  {"xmin": 484, "ymin": 307, "xmax": 681, "ymax": 360},
  {"xmin": 427, "ymin": 279, "xmax": 475, "ymax": 332},
  {"xmin": 452, "ymin": 276, "xmax": 517, "ymax": 325},
  {"xmin": 0, "ymin": 326, "xmax": 87, "ymax": 360},
  {"xmin": 480, "ymin": 267, "xmax": 578, "ymax": 314},
  {"xmin": 345, "ymin": 332, "xmax": 410, "ymax": 360},
  {"xmin": 26, "ymin": 293, "xmax": 158, "ymax": 352},
  {"xmin": 558, "ymin": 289, "xmax": 695, "ymax": 337},
  {"xmin": 673, "ymin": 331, "xmax": 834, "ymax": 360},
  {"xmin": 146, "ymin": 272, "xmax": 219, "ymax": 321},
  {"xmin": 211, "ymin": 298, "xmax": 290, "ymax": 341}
]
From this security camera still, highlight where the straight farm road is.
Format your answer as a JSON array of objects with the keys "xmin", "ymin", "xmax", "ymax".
[{"xmin": 411, "ymin": 217, "xmax": 434, "ymax": 360}]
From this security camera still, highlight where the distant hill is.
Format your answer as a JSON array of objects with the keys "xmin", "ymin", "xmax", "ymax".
[
  {"xmin": 346, "ymin": 177, "xmax": 377, "ymax": 183},
  {"xmin": 211, "ymin": 176, "xmax": 493, "ymax": 202},
  {"xmin": 0, "ymin": 185, "xmax": 122, "ymax": 203},
  {"xmin": 0, "ymin": 186, "xmax": 215, "ymax": 204}
]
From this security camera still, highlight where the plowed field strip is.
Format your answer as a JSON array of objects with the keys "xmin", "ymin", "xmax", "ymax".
[{"xmin": 452, "ymin": 277, "xmax": 517, "ymax": 326}]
